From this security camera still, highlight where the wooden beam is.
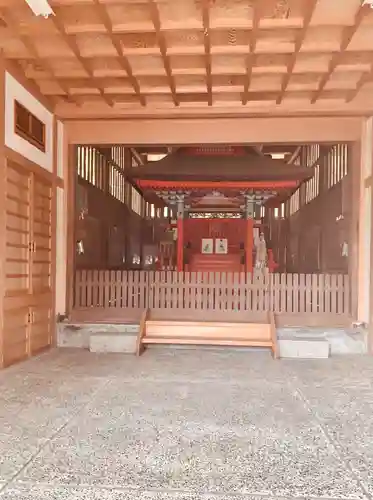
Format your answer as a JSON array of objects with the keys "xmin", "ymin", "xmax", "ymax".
[
  {"xmin": 92, "ymin": 0, "xmax": 145, "ymax": 106},
  {"xmin": 66, "ymin": 117, "xmax": 363, "ymax": 145},
  {"xmin": 277, "ymin": 0, "xmax": 318, "ymax": 105},
  {"xmin": 242, "ymin": 2, "xmax": 260, "ymax": 105},
  {"xmin": 202, "ymin": 0, "xmax": 212, "ymax": 106},
  {"xmin": 348, "ymin": 70, "xmax": 373, "ymax": 103},
  {"xmin": 312, "ymin": 5, "xmax": 367, "ymax": 104},
  {"xmin": 148, "ymin": 0, "xmax": 178, "ymax": 106},
  {"xmin": 51, "ymin": 10, "xmax": 114, "ymax": 107},
  {"xmin": 138, "ymin": 180, "xmax": 302, "ymax": 190}
]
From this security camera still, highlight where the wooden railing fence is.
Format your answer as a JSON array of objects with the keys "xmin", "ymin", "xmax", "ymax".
[{"xmin": 74, "ymin": 270, "xmax": 350, "ymax": 315}]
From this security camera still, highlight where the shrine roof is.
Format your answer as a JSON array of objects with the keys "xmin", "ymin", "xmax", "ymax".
[{"xmin": 129, "ymin": 147, "xmax": 313, "ymax": 184}]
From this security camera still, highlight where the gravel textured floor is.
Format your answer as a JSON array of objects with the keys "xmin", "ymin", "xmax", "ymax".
[{"xmin": 0, "ymin": 348, "xmax": 372, "ymax": 499}]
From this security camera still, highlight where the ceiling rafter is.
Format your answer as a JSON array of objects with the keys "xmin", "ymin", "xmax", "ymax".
[
  {"xmin": 0, "ymin": 8, "xmax": 75, "ymax": 105},
  {"xmin": 276, "ymin": 0, "xmax": 318, "ymax": 105},
  {"xmin": 201, "ymin": 0, "xmax": 212, "ymax": 106},
  {"xmin": 92, "ymin": 0, "xmax": 145, "ymax": 107},
  {"xmin": 347, "ymin": 66, "xmax": 373, "ymax": 103},
  {"xmin": 311, "ymin": 4, "xmax": 368, "ymax": 104},
  {"xmin": 51, "ymin": 10, "xmax": 114, "ymax": 107},
  {"xmin": 148, "ymin": 0, "xmax": 179, "ymax": 106},
  {"xmin": 242, "ymin": 1, "xmax": 261, "ymax": 106},
  {"xmin": 287, "ymin": 146, "xmax": 302, "ymax": 164}
]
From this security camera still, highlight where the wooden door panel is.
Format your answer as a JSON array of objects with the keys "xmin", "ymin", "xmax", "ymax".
[
  {"xmin": 6, "ymin": 195, "xmax": 29, "ymax": 218},
  {"xmin": 1, "ymin": 162, "xmax": 54, "ymax": 368},
  {"xmin": 32, "ymin": 175, "xmax": 52, "ymax": 295},
  {"xmin": 2, "ymin": 308, "xmax": 29, "ymax": 367},
  {"xmin": 30, "ymin": 306, "xmax": 52, "ymax": 355},
  {"xmin": 30, "ymin": 173, "xmax": 53, "ymax": 355},
  {"xmin": 4, "ymin": 163, "xmax": 31, "ymax": 297}
]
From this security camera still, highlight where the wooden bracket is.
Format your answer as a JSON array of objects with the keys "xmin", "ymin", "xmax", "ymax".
[
  {"xmin": 136, "ymin": 308, "xmax": 149, "ymax": 356},
  {"xmin": 269, "ymin": 311, "xmax": 279, "ymax": 359}
]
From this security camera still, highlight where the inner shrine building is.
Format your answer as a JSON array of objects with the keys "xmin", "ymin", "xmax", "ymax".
[{"xmin": 130, "ymin": 146, "xmax": 313, "ymax": 273}]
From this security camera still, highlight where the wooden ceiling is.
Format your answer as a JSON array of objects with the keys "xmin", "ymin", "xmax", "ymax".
[{"xmin": 3, "ymin": 0, "xmax": 373, "ymax": 118}]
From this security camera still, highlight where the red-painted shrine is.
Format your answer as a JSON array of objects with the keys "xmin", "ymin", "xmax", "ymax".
[{"xmin": 130, "ymin": 146, "xmax": 313, "ymax": 273}]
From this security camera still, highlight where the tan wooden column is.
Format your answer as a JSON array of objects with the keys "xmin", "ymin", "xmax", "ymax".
[
  {"xmin": 244, "ymin": 196, "xmax": 254, "ymax": 272},
  {"xmin": 65, "ymin": 144, "xmax": 76, "ymax": 316},
  {"xmin": 0, "ymin": 53, "xmax": 5, "ymax": 368},
  {"xmin": 356, "ymin": 119, "xmax": 373, "ymax": 333},
  {"xmin": 176, "ymin": 196, "xmax": 184, "ymax": 272}
]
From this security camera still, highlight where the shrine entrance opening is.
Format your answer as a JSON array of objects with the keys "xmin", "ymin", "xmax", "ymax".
[{"xmin": 71, "ymin": 142, "xmax": 352, "ymax": 329}]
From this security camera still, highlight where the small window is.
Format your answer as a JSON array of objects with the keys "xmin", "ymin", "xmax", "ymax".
[{"xmin": 14, "ymin": 101, "xmax": 46, "ymax": 152}]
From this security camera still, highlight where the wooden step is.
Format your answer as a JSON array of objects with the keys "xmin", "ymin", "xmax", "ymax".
[
  {"xmin": 145, "ymin": 321, "xmax": 271, "ymax": 340},
  {"xmin": 146, "ymin": 320, "xmax": 268, "ymax": 328},
  {"xmin": 136, "ymin": 309, "xmax": 278, "ymax": 358},
  {"xmin": 143, "ymin": 336, "xmax": 272, "ymax": 347}
]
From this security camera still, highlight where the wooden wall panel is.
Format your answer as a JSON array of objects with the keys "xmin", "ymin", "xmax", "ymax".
[
  {"xmin": 75, "ymin": 178, "xmax": 164, "ymax": 270},
  {"xmin": 270, "ymin": 180, "xmax": 348, "ymax": 274}
]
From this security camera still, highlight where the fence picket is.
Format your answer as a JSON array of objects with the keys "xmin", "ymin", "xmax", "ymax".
[
  {"xmin": 331, "ymin": 274, "xmax": 337, "ymax": 314},
  {"xmin": 344, "ymin": 274, "xmax": 350, "ymax": 315},
  {"xmin": 103, "ymin": 270, "xmax": 110, "ymax": 307},
  {"xmin": 273, "ymin": 273, "xmax": 280, "ymax": 313},
  {"xmin": 138, "ymin": 271, "xmax": 146, "ymax": 309},
  {"xmin": 324, "ymin": 274, "xmax": 331, "ymax": 313},
  {"xmin": 311, "ymin": 274, "xmax": 318, "ymax": 313},
  {"xmin": 337, "ymin": 274, "xmax": 343, "ymax": 314},
  {"xmin": 305, "ymin": 274, "xmax": 312, "ymax": 313},
  {"xmin": 318, "ymin": 273, "xmax": 324, "ymax": 314},
  {"xmin": 128, "ymin": 271, "xmax": 135, "ymax": 308},
  {"xmin": 116, "ymin": 270, "xmax": 122, "ymax": 308},
  {"xmin": 286, "ymin": 274, "xmax": 293, "ymax": 313}
]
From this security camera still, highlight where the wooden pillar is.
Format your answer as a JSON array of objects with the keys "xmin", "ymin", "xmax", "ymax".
[
  {"xmin": 348, "ymin": 141, "xmax": 362, "ymax": 322},
  {"xmin": 50, "ymin": 118, "xmax": 58, "ymax": 345},
  {"xmin": 356, "ymin": 119, "xmax": 372, "ymax": 325},
  {"xmin": 176, "ymin": 197, "xmax": 184, "ymax": 272},
  {"xmin": 245, "ymin": 197, "xmax": 254, "ymax": 273},
  {"xmin": 246, "ymin": 218, "xmax": 254, "ymax": 272},
  {"xmin": 0, "ymin": 53, "xmax": 5, "ymax": 368},
  {"xmin": 65, "ymin": 144, "xmax": 76, "ymax": 317}
]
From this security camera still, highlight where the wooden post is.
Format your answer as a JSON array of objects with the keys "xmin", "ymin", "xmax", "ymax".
[
  {"xmin": 50, "ymin": 117, "xmax": 58, "ymax": 346},
  {"xmin": 245, "ymin": 196, "xmax": 254, "ymax": 273},
  {"xmin": 176, "ymin": 196, "xmax": 184, "ymax": 272},
  {"xmin": 65, "ymin": 144, "xmax": 76, "ymax": 317},
  {"xmin": 0, "ymin": 53, "xmax": 5, "ymax": 368},
  {"xmin": 246, "ymin": 218, "xmax": 253, "ymax": 273},
  {"xmin": 348, "ymin": 141, "xmax": 362, "ymax": 322},
  {"xmin": 356, "ymin": 120, "xmax": 372, "ymax": 326}
]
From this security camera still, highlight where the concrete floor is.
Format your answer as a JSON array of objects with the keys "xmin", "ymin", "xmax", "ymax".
[{"xmin": 0, "ymin": 349, "xmax": 373, "ymax": 500}]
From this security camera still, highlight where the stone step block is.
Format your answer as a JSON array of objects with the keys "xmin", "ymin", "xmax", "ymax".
[
  {"xmin": 89, "ymin": 332, "xmax": 137, "ymax": 354},
  {"xmin": 279, "ymin": 338, "xmax": 330, "ymax": 359}
]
